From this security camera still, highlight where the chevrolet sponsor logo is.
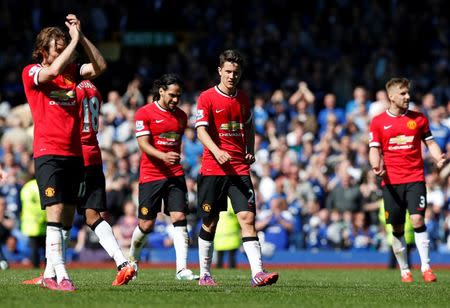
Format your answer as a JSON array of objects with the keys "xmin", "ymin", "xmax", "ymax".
[
  {"xmin": 159, "ymin": 132, "xmax": 179, "ymax": 141},
  {"xmin": 49, "ymin": 89, "xmax": 76, "ymax": 101},
  {"xmin": 388, "ymin": 135, "xmax": 414, "ymax": 145},
  {"xmin": 220, "ymin": 121, "xmax": 243, "ymax": 131}
]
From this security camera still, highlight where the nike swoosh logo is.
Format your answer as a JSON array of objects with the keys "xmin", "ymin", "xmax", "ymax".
[
  {"xmin": 216, "ymin": 109, "xmax": 225, "ymax": 113},
  {"xmin": 384, "ymin": 125, "xmax": 392, "ymax": 130},
  {"xmin": 155, "ymin": 120, "xmax": 164, "ymax": 123}
]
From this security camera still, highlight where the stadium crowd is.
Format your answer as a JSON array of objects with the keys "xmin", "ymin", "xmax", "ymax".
[{"xmin": 1, "ymin": 0, "xmax": 450, "ymax": 266}]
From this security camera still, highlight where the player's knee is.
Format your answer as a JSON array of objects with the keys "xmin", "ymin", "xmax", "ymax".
[
  {"xmin": 139, "ymin": 219, "xmax": 154, "ymax": 233},
  {"xmin": 410, "ymin": 215, "xmax": 424, "ymax": 228},
  {"xmin": 46, "ymin": 203, "xmax": 64, "ymax": 222},
  {"xmin": 85, "ymin": 209, "xmax": 101, "ymax": 226},
  {"xmin": 170, "ymin": 211, "xmax": 186, "ymax": 223},
  {"xmin": 237, "ymin": 211, "xmax": 255, "ymax": 226}
]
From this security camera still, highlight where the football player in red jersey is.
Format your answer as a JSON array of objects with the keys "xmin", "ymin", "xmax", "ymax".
[
  {"xmin": 21, "ymin": 14, "xmax": 106, "ymax": 291},
  {"xmin": 77, "ymin": 80, "xmax": 135, "ymax": 285},
  {"xmin": 129, "ymin": 74, "xmax": 199, "ymax": 281},
  {"xmin": 194, "ymin": 49, "xmax": 278, "ymax": 287},
  {"xmin": 369, "ymin": 77, "xmax": 446, "ymax": 283},
  {"xmin": 22, "ymin": 80, "xmax": 135, "ymax": 286}
]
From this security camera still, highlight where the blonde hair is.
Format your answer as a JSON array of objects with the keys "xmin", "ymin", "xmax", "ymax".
[{"xmin": 385, "ymin": 77, "xmax": 410, "ymax": 93}]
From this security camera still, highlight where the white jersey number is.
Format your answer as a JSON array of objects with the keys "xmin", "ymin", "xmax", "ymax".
[{"xmin": 82, "ymin": 96, "xmax": 100, "ymax": 133}]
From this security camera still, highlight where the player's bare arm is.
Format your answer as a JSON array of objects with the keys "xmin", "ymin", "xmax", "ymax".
[
  {"xmin": 244, "ymin": 116, "xmax": 255, "ymax": 164},
  {"xmin": 197, "ymin": 125, "xmax": 231, "ymax": 164},
  {"xmin": 369, "ymin": 146, "xmax": 386, "ymax": 177},
  {"xmin": 38, "ymin": 23, "xmax": 79, "ymax": 84},
  {"xmin": 425, "ymin": 139, "xmax": 448, "ymax": 168},
  {"xmin": 137, "ymin": 135, "xmax": 180, "ymax": 165},
  {"xmin": 79, "ymin": 36, "xmax": 107, "ymax": 79},
  {"xmin": 66, "ymin": 13, "xmax": 107, "ymax": 79}
]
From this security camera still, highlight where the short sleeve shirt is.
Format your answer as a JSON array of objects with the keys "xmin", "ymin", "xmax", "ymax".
[
  {"xmin": 135, "ymin": 102, "xmax": 187, "ymax": 183},
  {"xmin": 22, "ymin": 63, "xmax": 82, "ymax": 158},
  {"xmin": 195, "ymin": 86, "xmax": 252, "ymax": 176},
  {"xmin": 369, "ymin": 110, "xmax": 433, "ymax": 184}
]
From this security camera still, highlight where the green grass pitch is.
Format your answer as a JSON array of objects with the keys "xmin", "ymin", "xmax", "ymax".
[{"xmin": 1, "ymin": 268, "xmax": 449, "ymax": 307}]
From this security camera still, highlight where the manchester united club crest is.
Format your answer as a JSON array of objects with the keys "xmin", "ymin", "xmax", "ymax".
[
  {"xmin": 202, "ymin": 203, "xmax": 211, "ymax": 213},
  {"xmin": 406, "ymin": 120, "xmax": 417, "ymax": 130},
  {"xmin": 62, "ymin": 73, "xmax": 75, "ymax": 86},
  {"xmin": 141, "ymin": 207, "xmax": 149, "ymax": 216},
  {"xmin": 45, "ymin": 187, "xmax": 55, "ymax": 197}
]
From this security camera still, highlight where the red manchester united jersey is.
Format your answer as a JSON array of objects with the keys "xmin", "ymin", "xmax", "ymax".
[
  {"xmin": 369, "ymin": 110, "xmax": 433, "ymax": 185},
  {"xmin": 77, "ymin": 80, "xmax": 102, "ymax": 166},
  {"xmin": 195, "ymin": 86, "xmax": 252, "ymax": 175},
  {"xmin": 22, "ymin": 63, "xmax": 82, "ymax": 158},
  {"xmin": 135, "ymin": 101, "xmax": 187, "ymax": 183}
]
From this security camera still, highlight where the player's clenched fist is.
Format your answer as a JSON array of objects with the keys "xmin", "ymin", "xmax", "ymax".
[
  {"xmin": 162, "ymin": 152, "xmax": 180, "ymax": 165},
  {"xmin": 214, "ymin": 149, "xmax": 231, "ymax": 165},
  {"xmin": 245, "ymin": 153, "xmax": 255, "ymax": 164}
]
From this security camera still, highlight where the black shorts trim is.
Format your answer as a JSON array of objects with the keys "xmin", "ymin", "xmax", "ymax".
[
  {"xmin": 382, "ymin": 181, "xmax": 427, "ymax": 225},
  {"xmin": 138, "ymin": 176, "xmax": 188, "ymax": 220},
  {"xmin": 35, "ymin": 155, "xmax": 84, "ymax": 209},
  {"xmin": 197, "ymin": 175, "xmax": 256, "ymax": 219}
]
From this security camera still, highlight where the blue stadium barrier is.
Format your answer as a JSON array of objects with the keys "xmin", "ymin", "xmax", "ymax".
[{"xmin": 139, "ymin": 248, "xmax": 450, "ymax": 267}]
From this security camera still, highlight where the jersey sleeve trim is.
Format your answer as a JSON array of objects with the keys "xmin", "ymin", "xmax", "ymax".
[
  {"xmin": 369, "ymin": 142, "xmax": 380, "ymax": 147},
  {"xmin": 136, "ymin": 131, "xmax": 150, "ymax": 137},
  {"xmin": 422, "ymin": 130, "xmax": 433, "ymax": 141},
  {"xmin": 195, "ymin": 121, "xmax": 209, "ymax": 128},
  {"xmin": 80, "ymin": 64, "xmax": 88, "ymax": 76},
  {"xmin": 34, "ymin": 67, "xmax": 42, "ymax": 85}
]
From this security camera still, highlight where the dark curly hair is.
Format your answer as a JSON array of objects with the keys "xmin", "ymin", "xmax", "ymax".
[{"xmin": 151, "ymin": 73, "xmax": 184, "ymax": 101}]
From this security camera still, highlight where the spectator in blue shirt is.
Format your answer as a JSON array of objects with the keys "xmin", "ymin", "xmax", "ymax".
[
  {"xmin": 429, "ymin": 106, "xmax": 450, "ymax": 152},
  {"xmin": 268, "ymin": 90, "xmax": 291, "ymax": 136},
  {"xmin": 344, "ymin": 86, "xmax": 371, "ymax": 118},
  {"xmin": 304, "ymin": 210, "xmax": 329, "ymax": 251},
  {"xmin": 348, "ymin": 212, "xmax": 376, "ymax": 251},
  {"xmin": 318, "ymin": 93, "xmax": 345, "ymax": 135},
  {"xmin": 182, "ymin": 127, "xmax": 203, "ymax": 178},
  {"xmin": 253, "ymin": 95, "xmax": 269, "ymax": 135},
  {"xmin": 256, "ymin": 194, "xmax": 295, "ymax": 250}
]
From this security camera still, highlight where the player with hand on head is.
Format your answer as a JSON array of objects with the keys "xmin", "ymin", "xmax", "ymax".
[
  {"xmin": 369, "ymin": 77, "xmax": 446, "ymax": 283},
  {"xmin": 21, "ymin": 14, "xmax": 106, "ymax": 291},
  {"xmin": 129, "ymin": 74, "xmax": 199, "ymax": 281},
  {"xmin": 23, "ymin": 80, "xmax": 137, "ymax": 287},
  {"xmin": 195, "ymin": 49, "xmax": 278, "ymax": 287}
]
